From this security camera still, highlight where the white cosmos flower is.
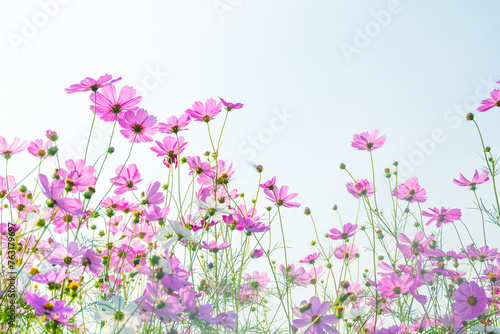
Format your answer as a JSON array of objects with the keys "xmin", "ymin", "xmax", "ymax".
[
  {"xmin": 22, "ymin": 208, "xmax": 49, "ymax": 238},
  {"xmin": 344, "ymin": 304, "xmax": 366, "ymax": 320},
  {"xmin": 94, "ymin": 295, "xmax": 140, "ymax": 334},
  {"xmin": 194, "ymin": 197, "xmax": 233, "ymax": 222},
  {"xmin": 93, "ymin": 231, "xmax": 126, "ymax": 250},
  {"xmin": 154, "ymin": 219, "xmax": 199, "ymax": 252}
]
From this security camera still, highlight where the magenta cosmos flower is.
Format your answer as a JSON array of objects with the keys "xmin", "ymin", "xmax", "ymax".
[
  {"xmin": 328, "ymin": 223, "xmax": 358, "ymax": 240},
  {"xmin": 334, "ymin": 244, "xmax": 358, "ymax": 261},
  {"xmin": 377, "ymin": 273, "xmax": 413, "ymax": 299},
  {"xmin": 393, "ymin": 177, "xmax": 427, "ymax": 203},
  {"xmin": 453, "ymin": 170, "xmax": 489, "ymax": 190},
  {"xmin": 453, "ymin": 281, "xmax": 487, "ymax": 320},
  {"xmin": 396, "ymin": 231, "xmax": 434, "ymax": 259},
  {"xmin": 0, "ymin": 136, "xmax": 28, "ymax": 160},
  {"xmin": 293, "ymin": 296, "xmax": 338, "ymax": 334},
  {"xmin": 150, "ymin": 136, "xmax": 187, "ymax": 158},
  {"xmin": 185, "ymin": 98, "xmax": 222, "ymax": 122},
  {"xmin": 299, "ymin": 253, "xmax": 319, "ymax": 264},
  {"xmin": 264, "ymin": 185, "xmax": 300, "ymax": 208},
  {"xmin": 90, "ymin": 84, "xmax": 142, "ymax": 122},
  {"xmin": 110, "ymin": 163, "xmax": 143, "ymax": 195},
  {"xmin": 38, "ymin": 174, "xmax": 84, "ymax": 216},
  {"xmin": 477, "ymin": 89, "xmax": 500, "ymax": 112},
  {"xmin": 346, "ymin": 179, "xmax": 374, "ymax": 198},
  {"xmin": 118, "ymin": 109, "xmax": 158, "ymax": 143},
  {"xmin": 65, "ymin": 74, "xmax": 121, "ymax": 93},
  {"xmin": 25, "ymin": 292, "xmax": 73, "ymax": 322},
  {"xmin": 219, "ymin": 97, "xmax": 244, "ymax": 111},
  {"xmin": 351, "ymin": 129, "xmax": 386, "ymax": 151},
  {"xmin": 422, "ymin": 207, "xmax": 462, "ymax": 228},
  {"xmin": 27, "ymin": 139, "xmax": 53, "ymax": 159},
  {"xmin": 158, "ymin": 114, "xmax": 191, "ymax": 134}
]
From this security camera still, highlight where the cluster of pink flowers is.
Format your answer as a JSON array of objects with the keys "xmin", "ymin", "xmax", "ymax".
[{"xmin": 0, "ymin": 74, "xmax": 499, "ymax": 334}]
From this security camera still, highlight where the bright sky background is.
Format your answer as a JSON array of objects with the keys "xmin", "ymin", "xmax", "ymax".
[{"xmin": 1, "ymin": 0, "xmax": 500, "ymax": 301}]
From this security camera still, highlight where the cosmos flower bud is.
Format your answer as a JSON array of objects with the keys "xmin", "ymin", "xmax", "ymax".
[
  {"xmin": 376, "ymin": 229, "xmax": 384, "ymax": 239},
  {"xmin": 47, "ymin": 146, "xmax": 58, "ymax": 156},
  {"xmin": 298, "ymin": 302, "xmax": 312, "ymax": 313},
  {"xmin": 304, "ymin": 207, "xmax": 311, "ymax": 215},
  {"xmin": 19, "ymin": 185, "xmax": 27, "ymax": 193},
  {"xmin": 336, "ymin": 305, "xmax": 344, "ymax": 319},
  {"xmin": 108, "ymin": 147, "xmax": 115, "ymax": 154},
  {"xmin": 332, "ymin": 204, "xmax": 338, "ymax": 211},
  {"xmin": 84, "ymin": 186, "xmax": 96, "ymax": 199},
  {"xmin": 485, "ymin": 146, "xmax": 491, "ymax": 153},
  {"xmin": 466, "ymin": 113, "xmax": 474, "ymax": 121},
  {"xmin": 45, "ymin": 130, "xmax": 59, "ymax": 141},
  {"xmin": 393, "ymin": 161, "xmax": 398, "ymax": 167},
  {"xmin": 256, "ymin": 164, "xmax": 263, "ymax": 173},
  {"xmin": 181, "ymin": 157, "xmax": 187, "ymax": 164},
  {"xmin": 339, "ymin": 163, "xmax": 346, "ymax": 170}
]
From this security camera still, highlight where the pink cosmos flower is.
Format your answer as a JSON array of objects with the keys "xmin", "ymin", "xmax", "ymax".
[
  {"xmin": 150, "ymin": 136, "xmax": 188, "ymax": 167},
  {"xmin": 279, "ymin": 264, "xmax": 307, "ymax": 285},
  {"xmin": 377, "ymin": 273, "xmax": 413, "ymax": 299},
  {"xmin": 439, "ymin": 314, "xmax": 464, "ymax": 334},
  {"xmin": 477, "ymin": 89, "xmax": 500, "ymax": 112},
  {"xmin": 422, "ymin": 207, "xmax": 462, "ymax": 228},
  {"xmin": 264, "ymin": 185, "xmax": 300, "ymax": 208},
  {"xmin": 0, "ymin": 175, "xmax": 18, "ymax": 199},
  {"xmin": 141, "ymin": 181, "xmax": 164, "ymax": 206},
  {"xmin": 299, "ymin": 267, "xmax": 324, "ymax": 285},
  {"xmin": 38, "ymin": 174, "xmax": 84, "ymax": 216},
  {"xmin": 328, "ymin": 223, "xmax": 358, "ymax": 240},
  {"xmin": 219, "ymin": 97, "xmax": 244, "ymax": 111},
  {"xmin": 216, "ymin": 311, "xmax": 238, "ymax": 330},
  {"xmin": 300, "ymin": 253, "xmax": 319, "ymax": 264},
  {"xmin": 47, "ymin": 241, "xmax": 86, "ymax": 267},
  {"xmin": 90, "ymin": 84, "xmax": 142, "ymax": 122},
  {"xmin": 52, "ymin": 210, "xmax": 79, "ymax": 234},
  {"xmin": 351, "ymin": 129, "xmax": 386, "ymax": 151},
  {"xmin": 238, "ymin": 217, "xmax": 270, "ymax": 233},
  {"xmin": 179, "ymin": 287, "xmax": 219, "ymax": 323},
  {"xmin": 259, "ymin": 176, "xmax": 277, "ymax": 190},
  {"xmin": 392, "ymin": 177, "xmax": 427, "ymax": 203},
  {"xmin": 251, "ymin": 249, "xmax": 264, "ymax": 258},
  {"xmin": 200, "ymin": 241, "xmax": 231, "ymax": 252},
  {"xmin": 110, "ymin": 164, "xmax": 143, "ymax": 195},
  {"xmin": 346, "ymin": 179, "xmax": 374, "ymax": 198},
  {"xmin": 62, "ymin": 159, "xmax": 96, "ymax": 192},
  {"xmin": 453, "ymin": 170, "xmax": 489, "ymax": 190},
  {"xmin": 25, "ymin": 292, "xmax": 73, "ymax": 323},
  {"xmin": 118, "ymin": 109, "xmax": 158, "ymax": 143},
  {"xmin": 243, "ymin": 271, "xmax": 270, "ymax": 290},
  {"xmin": 466, "ymin": 245, "xmax": 499, "ymax": 262},
  {"xmin": 0, "ymin": 136, "xmax": 28, "ymax": 159},
  {"xmin": 187, "ymin": 156, "xmax": 212, "ymax": 176},
  {"xmin": 65, "ymin": 74, "xmax": 121, "ymax": 93},
  {"xmin": 31, "ymin": 269, "xmax": 68, "ymax": 286},
  {"xmin": 185, "ymin": 98, "xmax": 222, "ymax": 122},
  {"xmin": 144, "ymin": 204, "xmax": 169, "ymax": 222},
  {"xmin": 334, "ymin": 244, "xmax": 358, "ymax": 261},
  {"xmin": 158, "ymin": 114, "xmax": 191, "ymax": 134},
  {"xmin": 27, "ymin": 139, "xmax": 53, "ymax": 159},
  {"xmin": 140, "ymin": 282, "xmax": 184, "ymax": 323},
  {"xmin": 293, "ymin": 296, "xmax": 338, "ymax": 334},
  {"xmin": 453, "ymin": 281, "xmax": 487, "ymax": 320},
  {"xmin": 81, "ymin": 248, "xmax": 103, "ymax": 275},
  {"xmin": 396, "ymin": 232, "xmax": 434, "ymax": 259}
]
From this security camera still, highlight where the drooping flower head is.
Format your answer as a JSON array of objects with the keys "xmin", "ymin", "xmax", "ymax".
[
  {"xmin": 219, "ymin": 97, "xmax": 244, "ymax": 111},
  {"xmin": 477, "ymin": 89, "xmax": 500, "ymax": 112},
  {"xmin": 453, "ymin": 170, "xmax": 489, "ymax": 190},
  {"xmin": 264, "ymin": 185, "xmax": 300, "ymax": 208},
  {"xmin": 0, "ymin": 136, "xmax": 28, "ymax": 159},
  {"xmin": 65, "ymin": 74, "xmax": 121, "ymax": 93},
  {"xmin": 159, "ymin": 114, "xmax": 191, "ymax": 134},
  {"xmin": 38, "ymin": 174, "xmax": 84, "ymax": 216},
  {"xmin": 346, "ymin": 179, "xmax": 374, "ymax": 198},
  {"xmin": 185, "ymin": 98, "xmax": 222, "ymax": 123},
  {"xmin": 422, "ymin": 207, "xmax": 462, "ymax": 228},
  {"xmin": 119, "ymin": 109, "xmax": 158, "ymax": 143},
  {"xmin": 351, "ymin": 129, "xmax": 386, "ymax": 151}
]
